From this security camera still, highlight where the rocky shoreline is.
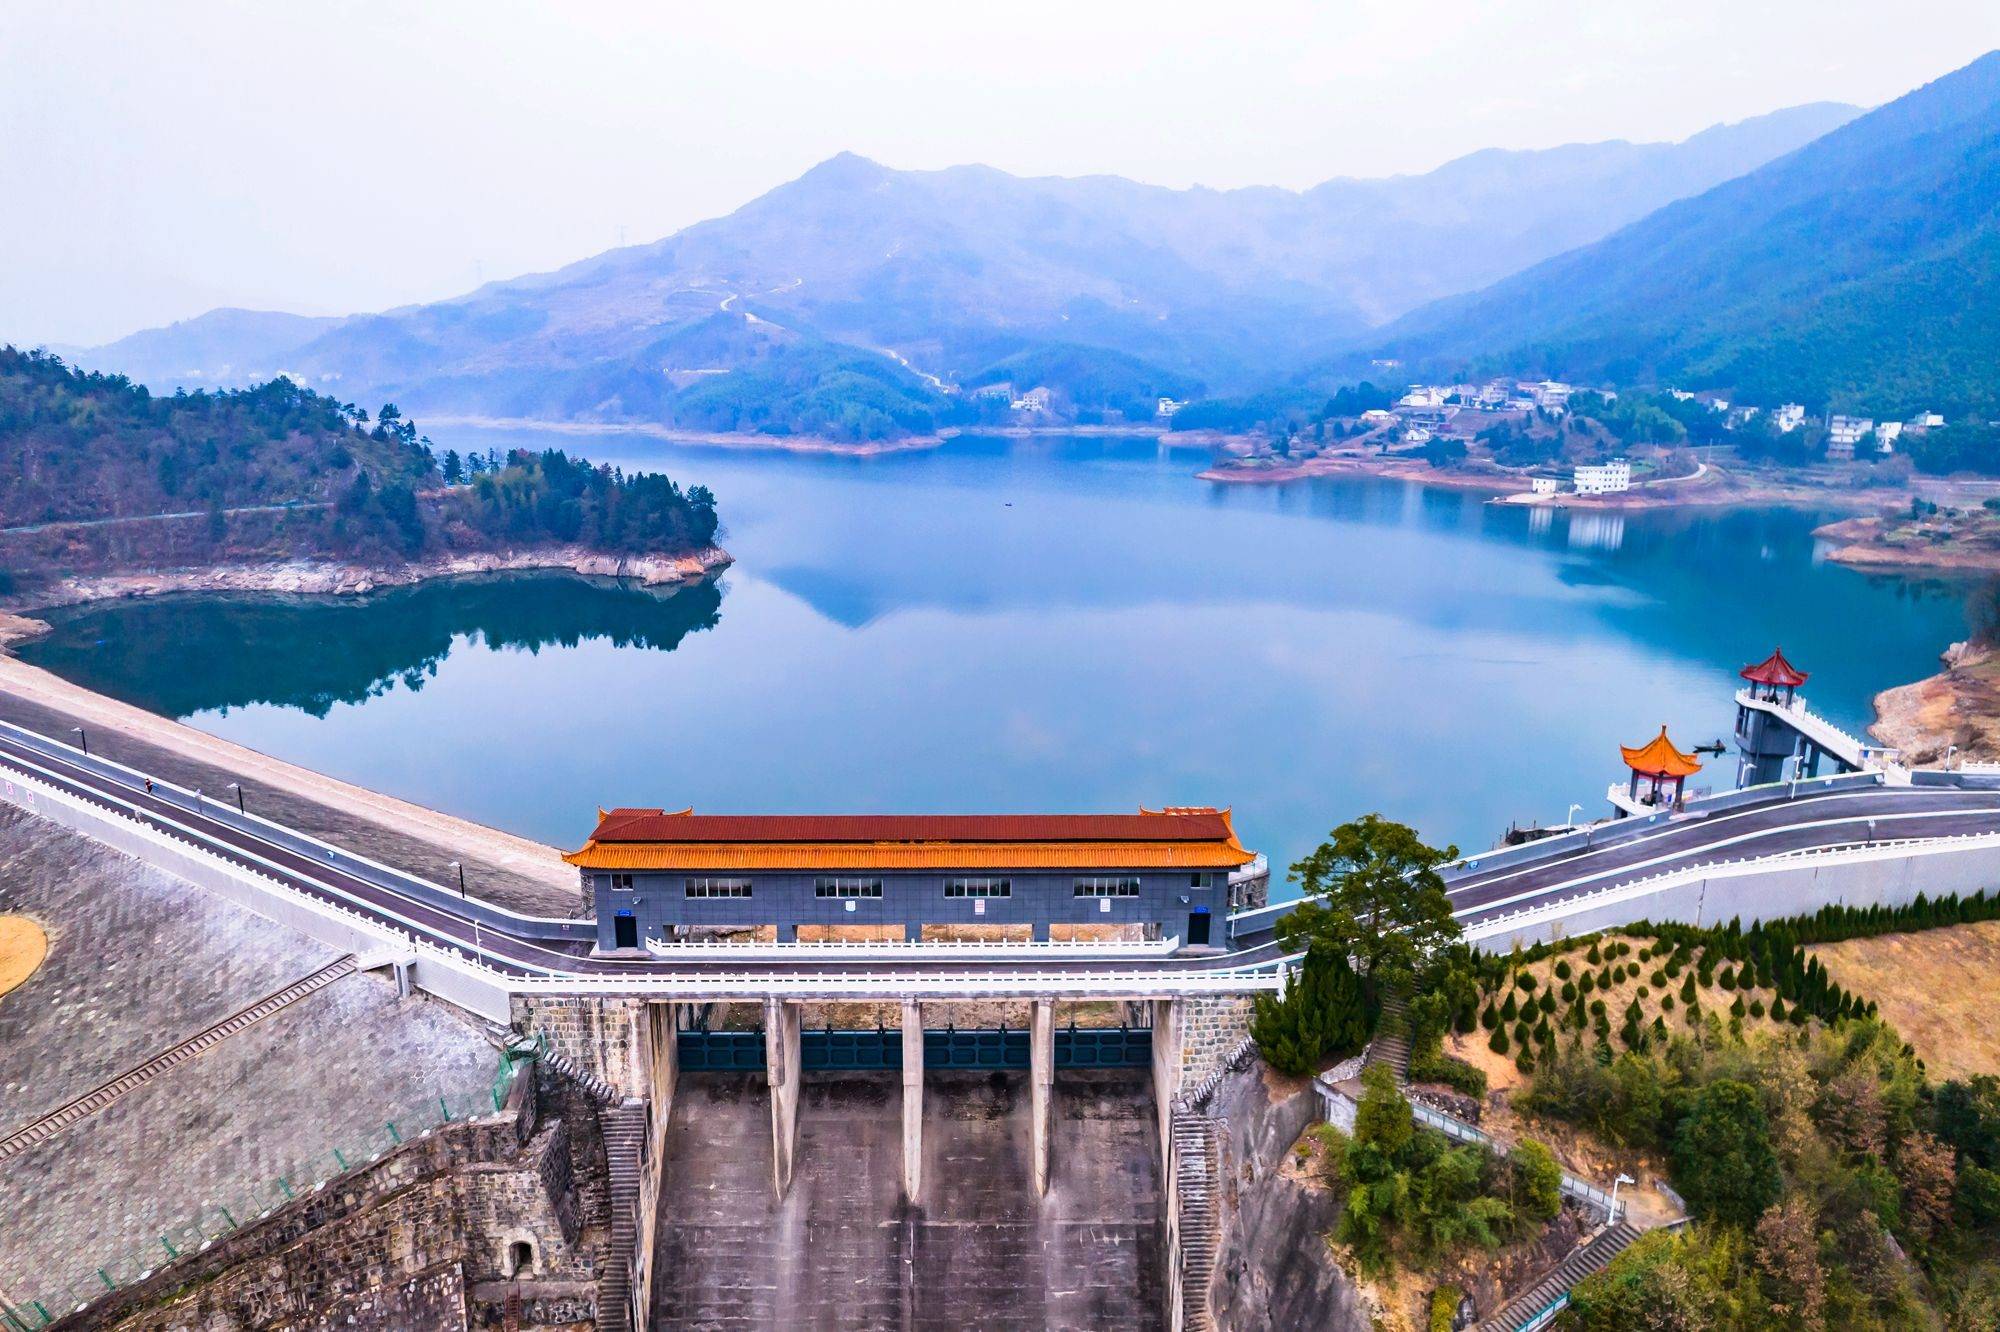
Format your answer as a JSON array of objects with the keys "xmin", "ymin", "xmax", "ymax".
[
  {"xmin": 1870, "ymin": 640, "xmax": 2000, "ymax": 765},
  {"xmin": 1815, "ymin": 514, "xmax": 2000, "ymax": 574},
  {"xmin": 0, "ymin": 543, "xmax": 732, "ymax": 646}
]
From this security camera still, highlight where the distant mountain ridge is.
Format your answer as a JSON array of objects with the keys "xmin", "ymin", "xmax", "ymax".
[
  {"xmin": 73, "ymin": 102, "xmax": 1859, "ymax": 440},
  {"xmin": 1370, "ymin": 52, "xmax": 2000, "ymax": 419}
]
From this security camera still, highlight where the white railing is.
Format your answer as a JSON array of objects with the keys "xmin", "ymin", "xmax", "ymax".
[
  {"xmin": 0, "ymin": 752, "xmax": 1284, "ymax": 1004},
  {"xmin": 1737, "ymin": 689, "xmax": 1869, "ymax": 766},
  {"xmin": 1459, "ymin": 829, "xmax": 2000, "ymax": 943},
  {"xmin": 643, "ymin": 936, "xmax": 1181, "ymax": 960}
]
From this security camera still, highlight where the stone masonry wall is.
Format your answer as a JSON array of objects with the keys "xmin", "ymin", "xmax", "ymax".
[
  {"xmin": 1177, "ymin": 996, "xmax": 1255, "ymax": 1093},
  {"xmin": 55, "ymin": 1089, "xmax": 598, "ymax": 1332},
  {"xmin": 513, "ymin": 996, "xmax": 649, "ymax": 1100}
]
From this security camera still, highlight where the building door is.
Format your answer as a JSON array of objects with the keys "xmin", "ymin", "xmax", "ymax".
[
  {"xmin": 614, "ymin": 911, "xmax": 639, "ymax": 950},
  {"xmin": 1187, "ymin": 908, "xmax": 1211, "ymax": 946}
]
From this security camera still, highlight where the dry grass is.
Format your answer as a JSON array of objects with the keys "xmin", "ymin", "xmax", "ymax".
[
  {"xmin": 1814, "ymin": 920, "xmax": 2000, "ymax": 1080},
  {"xmin": 0, "ymin": 914, "xmax": 48, "ymax": 999},
  {"xmin": 1476, "ymin": 932, "xmax": 1792, "ymax": 1069}
]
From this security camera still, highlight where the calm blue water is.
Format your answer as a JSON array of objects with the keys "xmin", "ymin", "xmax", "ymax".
[{"xmin": 21, "ymin": 430, "xmax": 1974, "ymax": 883}]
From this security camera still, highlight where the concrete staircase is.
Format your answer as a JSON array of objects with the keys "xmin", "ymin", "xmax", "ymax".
[
  {"xmin": 595, "ymin": 1101, "xmax": 648, "ymax": 1332},
  {"xmin": 1364, "ymin": 990, "xmax": 1412, "ymax": 1082},
  {"xmin": 1172, "ymin": 1110, "xmax": 1223, "ymax": 1332},
  {"xmin": 1477, "ymin": 1220, "xmax": 1641, "ymax": 1332}
]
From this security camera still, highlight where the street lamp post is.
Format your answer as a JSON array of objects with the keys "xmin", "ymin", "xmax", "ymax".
[
  {"xmin": 1566, "ymin": 802, "xmax": 1582, "ymax": 829},
  {"xmin": 448, "ymin": 861, "xmax": 483, "ymax": 960},
  {"xmin": 225, "ymin": 782, "xmax": 245, "ymax": 814},
  {"xmin": 1610, "ymin": 1172, "xmax": 1636, "ymax": 1224},
  {"xmin": 70, "ymin": 726, "xmax": 87, "ymax": 756}
]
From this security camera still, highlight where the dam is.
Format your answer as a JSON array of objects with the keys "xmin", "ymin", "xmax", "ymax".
[{"xmin": 6, "ymin": 647, "xmax": 2000, "ymax": 1330}]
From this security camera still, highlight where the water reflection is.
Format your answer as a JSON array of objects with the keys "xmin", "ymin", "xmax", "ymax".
[
  {"xmin": 24, "ymin": 575, "xmax": 722, "ymax": 718},
  {"xmin": 16, "ymin": 431, "xmax": 1976, "ymax": 864}
]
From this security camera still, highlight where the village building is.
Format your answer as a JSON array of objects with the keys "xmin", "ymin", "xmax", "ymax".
[{"xmin": 1573, "ymin": 459, "xmax": 1632, "ymax": 495}]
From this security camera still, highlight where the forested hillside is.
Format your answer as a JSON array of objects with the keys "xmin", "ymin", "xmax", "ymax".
[
  {"xmin": 1376, "ymin": 52, "xmax": 2000, "ymax": 421},
  {"xmin": 73, "ymin": 106, "xmax": 1852, "ymax": 441},
  {"xmin": 0, "ymin": 347, "xmax": 718, "ymax": 585}
]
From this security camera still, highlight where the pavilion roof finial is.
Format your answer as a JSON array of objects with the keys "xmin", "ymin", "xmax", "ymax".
[{"xmin": 1741, "ymin": 647, "xmax": 1808, "ymax": 688}]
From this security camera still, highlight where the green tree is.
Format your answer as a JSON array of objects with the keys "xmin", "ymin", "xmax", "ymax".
[
  {"xmin": 1277, "ymin": 815, "xmax": 1461, "ymax": 986},
  {"xmin": 1250, "ymin": 948, "xmax": 1374, "ymax": 1076},
  {"xmin": 1673, "ymin": 1080, "xmax": 1782, "ymax": 1227},
  {"xmin": 1510, "ymin": 1138, "xmax": 1563, "ymax": 1223}
]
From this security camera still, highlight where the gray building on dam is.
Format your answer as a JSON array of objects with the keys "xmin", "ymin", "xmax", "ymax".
[{"xmin": 566, "ymin": 807, "xmax": 1262, "ymax": 951}]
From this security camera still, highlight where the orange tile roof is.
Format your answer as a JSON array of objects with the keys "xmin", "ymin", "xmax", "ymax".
[
  {"xmin": 564, "ymin": 807, "xmax": 1256, "ymax": 872},
  {"xmin": 1620, "ymin": 726, "xmax": 1704, "ymax": 779}
]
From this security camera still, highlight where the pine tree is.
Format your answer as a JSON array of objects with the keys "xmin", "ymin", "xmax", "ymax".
[{"xmin": 1249, "ymin": 949, "xmax": 1373, "ymax": 1077}]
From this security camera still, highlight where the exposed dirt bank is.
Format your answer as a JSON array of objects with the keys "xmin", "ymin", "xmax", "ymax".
[
  {"xmin": 1815, "ymin": 920, "xmax": 2000, "ymax": 1080},
  {"xmin": 0, "ymin": 544, "xmax": 731, "ymax": 621},
  {"xmin": 1818, "ymin": 514, "xmax": 2000, "ymax": 574},
  {"xmin": 0, "ymin": 914, "xmax": 49, "ymax": 1000},
  {"xmin": 1870, "ymin": 640, "xmax": 2000, "ymax": 764},
  {"xmin": 1198, "ymin": 453, "xmax": 1518, "ymax": 493},
  {"xmin": 1202, "ymin": 453, "xmax": 1891, "ymax": 512}
]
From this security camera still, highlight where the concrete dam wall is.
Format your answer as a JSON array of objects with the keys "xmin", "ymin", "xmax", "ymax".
[{"xmin": 650, "ymin": 1070, "xmax": 1163, "ymax": 1330}]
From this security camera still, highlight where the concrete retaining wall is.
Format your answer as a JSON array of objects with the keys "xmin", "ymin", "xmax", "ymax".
[
  {"xmin": 1465, "ymin": 836, "xmax": 2000, "ymax": 951},
  {"xmin": 0, "ymin": 763, "xmax": 517, "ymax": 1024}
]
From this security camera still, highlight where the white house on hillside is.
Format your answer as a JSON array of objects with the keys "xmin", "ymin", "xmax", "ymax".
[
  {"xmin": 1774, "ymin": 404, "xmax": 1808, "ymax": 433},
  {"xmin": 1574, "ymin": 459, "xmax": 1632, "ymax": 495}
]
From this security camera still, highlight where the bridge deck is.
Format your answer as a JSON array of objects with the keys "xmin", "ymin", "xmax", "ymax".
[{"xmin": 4, "ymin": 716, "xmax": 1999, "ymax": 999}]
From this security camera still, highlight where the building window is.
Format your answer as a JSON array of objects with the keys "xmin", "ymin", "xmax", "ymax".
[
  {"xmin": 608, "ymin": 873, "xmax": 634, "ymax": 891},
  {"xmin": 815, "ymin": 877, "xmax": 883, "ymax": 899},
  {"xmin": 944, "ymin": 877, "xmax": 1011, "ymax": 899},
  {"xmin": 686, "ymin": 878, "xmax": 753, "ymax": 898},
  {"xmin": 1073, "ymin": 876, "xmax": 1141, "ymax": 898},
  {"xmin": 1189, "ymin": 872, "xmax": 1217, "ymax": 889}
]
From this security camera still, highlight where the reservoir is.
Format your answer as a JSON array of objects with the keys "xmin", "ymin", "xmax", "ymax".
[{"xmin": 18, "ymin": 430, "xmax": 1973, "ymax": 883}]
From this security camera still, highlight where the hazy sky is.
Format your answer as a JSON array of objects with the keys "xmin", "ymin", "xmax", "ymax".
[{"xmin": 5, "ymin": 2, "xmax": 1998, "ymax": 347}]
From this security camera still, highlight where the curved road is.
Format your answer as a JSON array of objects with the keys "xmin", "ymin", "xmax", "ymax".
[{"xmin": 4, "ymin": 724, "xmax": 1998, "ymax": 990}]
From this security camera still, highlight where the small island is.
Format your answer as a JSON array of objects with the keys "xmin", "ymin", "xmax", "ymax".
[
  {"xmin": 1816, "ymin": 499, "xmax": 2000, "ymax": 574},
  {"xmin": 0, "ymin": 347, "xmax": 729, "ymax": 642}
]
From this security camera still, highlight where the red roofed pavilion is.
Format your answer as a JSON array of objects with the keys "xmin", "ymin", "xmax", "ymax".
[
  {"xmin": 1620, "ymin": 726, "xmax": 1703, "ymax": 808},
  {"xmin": 1741, "ymin": 647, "xmax": 1808, "ymax": 702}
]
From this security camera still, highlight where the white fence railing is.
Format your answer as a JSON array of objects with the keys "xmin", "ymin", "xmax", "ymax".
[
  {"xmin": 1460, "ymin": 829, "xmax": 2000, "ymax": 944},
  {"xmin": 0, "ymin": 749, "xmax": 1283, "ymax": 1004}
]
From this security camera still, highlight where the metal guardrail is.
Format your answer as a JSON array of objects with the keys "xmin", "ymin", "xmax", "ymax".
[
  {"xmin": 0, "ymin": 719, "xmax": 591, "ymax": 940},
  {"xmin": 1322, "ymin": 1078, "xmax": 1656, "ymax": 1228},
  {"xmin": 0, "ymin": 747, "xmax": 1289, "ymax": 1000},
  {"xmin": 1229, "ymin": 774, "xmax": 1891, "ymax": 937},
  {"xmin": 1459, "ymin": 828, "xmax": 2000, "ymax": 941}
]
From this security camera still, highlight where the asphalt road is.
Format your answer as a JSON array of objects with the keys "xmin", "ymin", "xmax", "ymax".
[{"xmin": 5, "ymin": 722, "xmax": 1998, "ymax": 989}]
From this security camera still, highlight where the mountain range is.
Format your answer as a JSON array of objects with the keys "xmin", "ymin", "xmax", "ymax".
[
  {"xmin": 1369, "ymin": 50, "xmax": 2000, "ymax": 420},
  {"xmin": 69, "ymin": 102, "xmax": 1859, "ymax": 440}
]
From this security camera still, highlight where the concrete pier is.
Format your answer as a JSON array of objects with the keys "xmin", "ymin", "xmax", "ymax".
[
  {"xmin": 1031, "ymin": 998, "xmax": 1055, "ymax": 1196},
  {"xmin": 765, "ymin": 998, "xmax": 802, "ymax": 1198},
  {"xmin": 901, "ymin": 999, "xmax": 924, "ymax": 1203}
]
